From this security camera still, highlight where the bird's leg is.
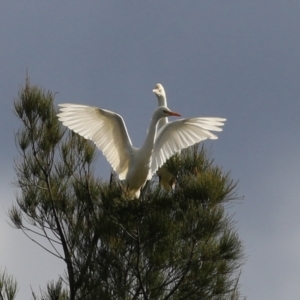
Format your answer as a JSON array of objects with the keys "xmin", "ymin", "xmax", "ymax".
[
  {"xmin": 140, "ymin": 180, "xmax": 150, "ymax": 201},
  {"xmin": 158, "ymin": 175, "xmax": 162, "ymax": 184},
  {"xmin": 109, "ymin": 171, "xmax": 114, "ymax": 187}
]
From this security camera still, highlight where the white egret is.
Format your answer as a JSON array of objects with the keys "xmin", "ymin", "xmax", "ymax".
[
  {"xmin": 152, "ymin": 83, "xmax": 176, "ymax": 191},
  {"xmin": 57, "ymin": 101, "xmax": 226, "ymax": 199}
]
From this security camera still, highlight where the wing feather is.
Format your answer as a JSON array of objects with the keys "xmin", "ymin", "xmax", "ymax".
[
  {"xmin": 151, "ymin": 117, "xmax": 226, "ymax": 175},
  {"xmin": 57, "ymin": 104, "xmax": 133, "ymax": 179}
]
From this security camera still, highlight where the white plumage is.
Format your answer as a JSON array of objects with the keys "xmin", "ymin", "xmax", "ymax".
[
  {"xmin": 153, "ymin": 83, "xmax": 224, "ymax": 190},
  {"xmin": 153, "ymin": 83, "xmax": 176, "ymax": 190},
  {"xmin": 57, "ymin": 93, "xmax": 226, "ymax": 199},
  {"xmin": 151, "ymin": 115, "xmax": 224, "ymax": 173}
]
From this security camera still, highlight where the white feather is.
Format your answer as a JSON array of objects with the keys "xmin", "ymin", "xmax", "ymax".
[{"xmin": 57, "ymin": 92, "xmax": 226, "ymax": 199}]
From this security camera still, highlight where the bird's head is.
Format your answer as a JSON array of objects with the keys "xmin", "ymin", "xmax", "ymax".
[
  {"xmin": 152, "ymin": 83, "xmax": 166, "ymax": 98},
  {"xmin": 155, "ymin": 106, "xmax": 181, "ymax": 119}
]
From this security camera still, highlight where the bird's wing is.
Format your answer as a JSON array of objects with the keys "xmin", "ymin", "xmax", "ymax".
[
  {"xmin": 57, "ymin": 104, "xmax": 133, "ymax": 180},
  {"xmin": 151, "ymin": 117, "xmax": 226, "ymax": 175}
]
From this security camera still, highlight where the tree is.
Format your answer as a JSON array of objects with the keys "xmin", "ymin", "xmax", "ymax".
[
  {"xmin": 0, "ymin": 269, "xmax": 18, "ymax": 300},
  {"xmin": 9, "ymin": 77, "xmax": 245, "ymax": 299}
]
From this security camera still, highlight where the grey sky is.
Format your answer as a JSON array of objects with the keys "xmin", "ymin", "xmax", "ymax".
[{"xmin": 1, "ymin": 1, "xmax": 300, "ymax": 299}]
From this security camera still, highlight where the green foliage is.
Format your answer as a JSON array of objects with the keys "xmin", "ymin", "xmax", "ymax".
[
  {"xmin": 10, "ymin": 77, "xmax": 245, "ymax": 299},
  {"xmin": 0, "ymin": 269, "xmax": 18, "ymax": 300},
  {"xmin": 31, "ymin": 279, "xmax": 69, "ymax": 300}
]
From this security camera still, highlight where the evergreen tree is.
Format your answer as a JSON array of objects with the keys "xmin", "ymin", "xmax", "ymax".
[
  {"xmin": 10, "ymin": 77, "xmax": 245, "ymax": 299},
  {"xmin": 0, "ymin": 269, "xmax": 18, "ymax": 300}
]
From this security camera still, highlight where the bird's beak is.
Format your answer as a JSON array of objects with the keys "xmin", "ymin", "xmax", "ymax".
[
  {"xmin": 168, "ymin": 111, "xmax": 181, "ymax": 117},
  {"xmin": 152, "ymin": 88, "xmax": 159, "ymax": 94}
]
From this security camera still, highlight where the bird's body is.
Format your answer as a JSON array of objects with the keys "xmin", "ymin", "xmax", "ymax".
[
  {"xmin": 58, "ymin": 105, "xmax": 181, "ymax": 198},
  {"xmin": 57, "ymin": 95, "xmax": 226, "ymax": 199},
  {"xmin": 122, "ymin": 108, "xmax": 167, "ymax": 196}
]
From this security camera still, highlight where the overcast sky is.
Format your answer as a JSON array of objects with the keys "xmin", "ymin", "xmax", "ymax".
[{"xmin": 1, "ymin": 1, "xmax": 300, "ymax": 299}]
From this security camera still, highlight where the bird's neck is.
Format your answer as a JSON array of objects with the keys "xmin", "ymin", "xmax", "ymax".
[
  {"xmin": 140, "ymin": 114, "xmax": 159, "ymax": 155},
  {"xmin": 158, "ymin": 95, "xmax": 167, "ymax": 107},
  {"xmin": 157, "ymin": 95, "xmax": 168, "ymax": 130}
]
